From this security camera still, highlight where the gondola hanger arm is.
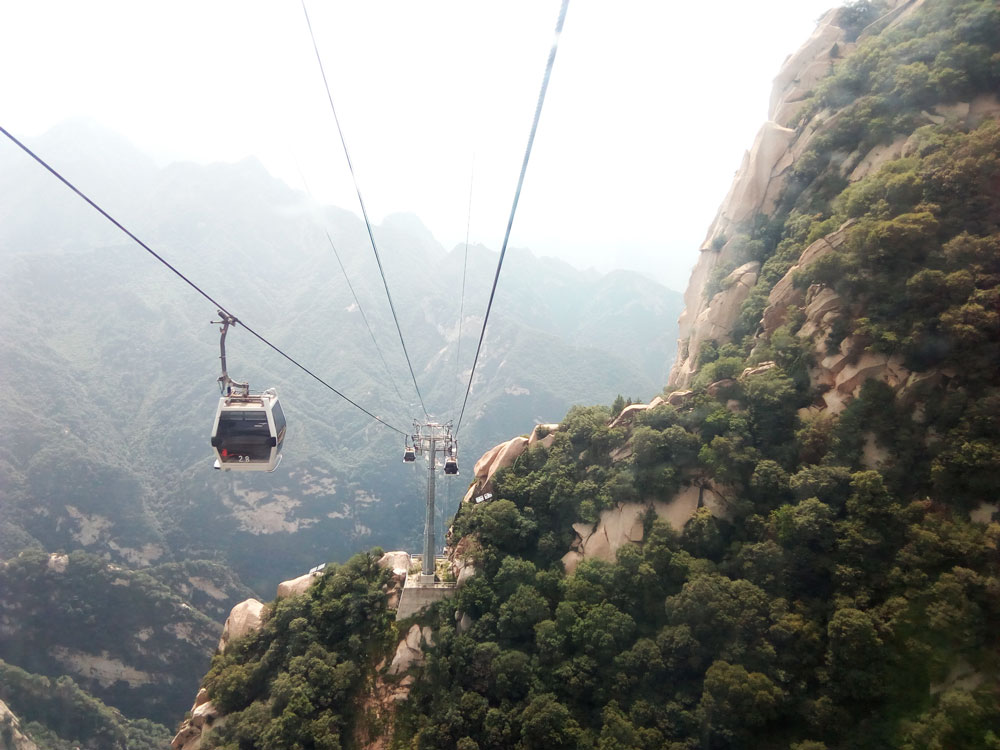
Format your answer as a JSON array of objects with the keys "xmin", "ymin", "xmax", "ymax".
[{"xmin": 212, "ymin": 311, "xmax": 249, "ymax": 396}]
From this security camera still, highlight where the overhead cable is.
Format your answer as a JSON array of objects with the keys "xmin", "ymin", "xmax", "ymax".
[
  {"xmin": 0, "ymin": 124, "xmax": 407, "ymax": 436},
  {"xmin": 450, "ymin": 157, "xmax": 474, "ymax": 412},
  {"xmin": 300, "ymin": 0, "xmax": 429, "ymax": 419},
  {"xmin": 455, "ymin": 0, "xmax": 570, "ymax": 435},
  {"xmin": 295, "ymin": 167, "xmax": 411, "ymax": 415},
  {"xmin": 321, "ymin": 228, "xmax": 411, "ymax": 413}
]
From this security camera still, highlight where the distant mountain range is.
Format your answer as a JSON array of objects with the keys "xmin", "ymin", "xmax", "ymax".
[{"xmin": 0, "ymin": 119, "xmax": 683, "ymax": 594}]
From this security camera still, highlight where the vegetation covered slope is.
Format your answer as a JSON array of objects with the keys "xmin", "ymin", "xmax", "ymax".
[
  {"xmin": 405, "ymin": 394, "xmax": 1000, "ymax": 748},
  {"xmin": 182, "ymin": 0, "xmax": 1000, "ymax": 747},
  {"xmin": 699, "ymin": 0, "xmax": 1000, "ymax": 350},
  {"xmin": 0, "ymin": 660, "xmax": 171, "ymax": 750},
  {"xmin": 0, "ymin": 550, "xmax": 226, "ymax": 726},
  {"xmin": 198, "ymin": 552, "xmax": 395, "ymax": 750},
  {"xmin": 0, "ymin": 549, "xmax": 258, "ymax": 746}
]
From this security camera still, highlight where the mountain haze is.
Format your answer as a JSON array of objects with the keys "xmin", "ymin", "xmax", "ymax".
[{"xmin": 0, "ymin": 121, "xmax": 681, "ymax": 594}]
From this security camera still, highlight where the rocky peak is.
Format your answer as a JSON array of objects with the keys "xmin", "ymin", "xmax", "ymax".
[
  {"xmin": 769, "ymin": 7, "xmax": 852, "ymax": 127},
  {"xmin": 667, "ymin": 0, "xmax": 998, "ymax": 392},
  {"xmin": 668, "ymin": 7, "xmax": 855, "ymax": 389}
]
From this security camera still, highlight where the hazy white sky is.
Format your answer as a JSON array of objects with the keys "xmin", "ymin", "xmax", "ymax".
[{"xmin": 0, "ymin": 1, "xmax": 838, "ymax": 292}]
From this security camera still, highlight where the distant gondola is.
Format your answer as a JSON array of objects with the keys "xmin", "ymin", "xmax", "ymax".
[{"xmin": 211, "ymin": 388, "xmax": 286, "ymax": 472}]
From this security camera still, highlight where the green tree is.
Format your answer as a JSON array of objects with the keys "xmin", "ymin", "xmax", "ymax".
[
  {"xmin": 570, "ymin": 602, "xmax": 636, "ymax": 663},
  {"xmin": 493, "ymin": 557, "xmax": 538, "ymax": 601},
  {"xmin": 498, "ymin": 584, "xmax": 550, "ymax": 644},
  {"xmin": 825, "ymin": 607, "xmax": 886, "ymax": 701},
  {"xmin": 898, "ymin": 687, "xmax": 1000, "ymax": 750},
  {"xmin": 519, "ymin": 694, "xmax": 584, "ymax": 750},
  {"xmin": 664, "ymin": 574, "xmax": 771, "ymax": 667},
  {"xmin": 697, "ymin": 661, "xmax": 784, "ymax": 744},
  {"xmin": 493, "ymin": 649, "xmax": 532, "ymax": 701},
  {"xmin": 611, "ymin": 394, "xmax": 627, "ymax": 419},
  {"xmin": 597, "ymin": 701, "xmax": 648, "ymax": 750},
  {"xmin": 680, "ymin": 507, "xmax": 726, "ymax": 560},
  {"xmin": 749, "ymin": 459, "xmax": 792, "ymax": 510}
]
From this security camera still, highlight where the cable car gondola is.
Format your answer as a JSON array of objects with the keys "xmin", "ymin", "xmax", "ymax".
[
  {"xmin": 211, "ymin": 388, "xmax": 286, "ymax": 471},
  {"xmin": 443, "ymin": 444, "xmax": 459, "ymax": 475},
  {"xmin": 210, "ymin": 312, "xmax": 286, "ymax": 472}
]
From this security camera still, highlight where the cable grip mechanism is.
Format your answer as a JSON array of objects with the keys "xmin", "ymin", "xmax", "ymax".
[{"xmin": 212, "ymin": 311, "xmax": 249, "ymax": 397}]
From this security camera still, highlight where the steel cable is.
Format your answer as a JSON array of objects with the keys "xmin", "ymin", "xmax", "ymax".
[
  {"xmin": 455, "ymin": 0, "xmax": 570, "ymax": 436},
  {"xmin": 450, "ymin": 158, "xmax": 474, "ymax": 414},
  {"xmin": 300, "ymin": 0, "xmax": 430, "ymax": 419}
]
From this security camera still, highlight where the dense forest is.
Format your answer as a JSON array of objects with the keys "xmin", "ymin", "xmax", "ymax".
[{"xmin": 186, "ymin": 0, "xmax": 1000, "ymax": 748}]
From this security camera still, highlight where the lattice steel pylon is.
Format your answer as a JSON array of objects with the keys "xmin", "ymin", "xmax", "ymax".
[{"xmin": 407, "ymin": 421, "xmax": 458, "ymax": 579}]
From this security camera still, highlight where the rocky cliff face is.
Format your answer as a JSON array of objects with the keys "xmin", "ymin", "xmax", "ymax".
[
  {"xmin": 668, "ymin": 0, "xmax": 1000, "ymax": 392},
  {"xmin": 436, "ymin": 0, "xmax": 1000, "ymax": 666},
  {"xmin": 668, "ymin": 4, "xmax": 855, "ymax": 388},
  {"xmin": 0, "ymin": 700, "xmax": 38, "ymax": 750},
  {"xmin": 450, "ymin": 0, "xmax": 1000, "ymax": 581}
]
